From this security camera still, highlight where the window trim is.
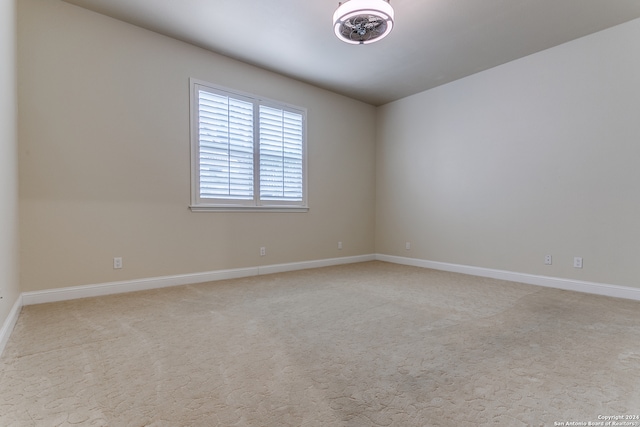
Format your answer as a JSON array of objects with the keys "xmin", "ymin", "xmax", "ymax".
[{"xmin": 189, "ymin": 78, "xmax": 308, "ymax": 212}]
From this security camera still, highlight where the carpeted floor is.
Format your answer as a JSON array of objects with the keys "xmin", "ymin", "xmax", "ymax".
[{"xmin": 1, "ymin": 261, "xmax": 640, "ymax": 426}]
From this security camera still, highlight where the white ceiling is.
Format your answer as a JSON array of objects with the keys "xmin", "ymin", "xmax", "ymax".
[{"xmin": 63, "ymin": 0, "xmax": 640, "ymax": 106}]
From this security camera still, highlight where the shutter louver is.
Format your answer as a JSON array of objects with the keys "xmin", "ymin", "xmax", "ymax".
[
  {"xmin": 198, "ymin": 90, "xmax": 254, "ymax": 200},
  {"xmin": 259, "ymin": 106, "xmax": 304, "ymax": 201},
  {"xmin": 192, "ymin": 81, "xmax": 306, "ymax": 209}
]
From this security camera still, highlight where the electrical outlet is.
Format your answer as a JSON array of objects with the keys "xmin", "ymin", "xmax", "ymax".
[
  {"xmin": 405, "ymin": 242, "xmax": 411, "ymax": 250},
  {"xmin": 113, "ymin": 257, "xmax": 123, "ymax": 269},
  {"xmin": 338, "ymin": 241, "xmax": 343, "ymax": 250},
  {"xmin": 544, "ymin": 255, "xmax": 552, "ymax": 265},
  {"xmin": 573, "ymin": 257, "xmax": 583, "ymax": 269},
  {"xmin": 260, "ymin": 247, "xmax": 266, "ymax": 257}
]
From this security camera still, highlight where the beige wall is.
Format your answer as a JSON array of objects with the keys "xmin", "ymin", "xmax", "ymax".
[
  {"xmin": 376, "ymin": 18, "xmax": 640, "ymax": 288},
  {"xmin": 0, "ymin": 0, "xmax": 19, "ymax": 325},
  {"xmin": 17, "ymin": 0, "xmax": 640, "ymax": 296},
  {"xmin": 18, "ymin": 0, "xmax": 376, "ymax": 292}
]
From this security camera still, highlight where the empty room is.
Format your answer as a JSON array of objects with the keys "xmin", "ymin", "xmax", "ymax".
[{"xmin": 2, "ymin": 0, "xmax": 640, "ymax": 425}]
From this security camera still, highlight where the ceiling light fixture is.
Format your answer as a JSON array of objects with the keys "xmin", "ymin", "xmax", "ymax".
[{"xmin": 333, "ymin": 0, "xmax": 394, "ymax": 45}]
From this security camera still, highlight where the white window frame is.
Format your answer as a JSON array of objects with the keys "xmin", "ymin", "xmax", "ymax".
[{"xmin": 189, "ymin": 78, "xmax": 308, "ymax": 212}]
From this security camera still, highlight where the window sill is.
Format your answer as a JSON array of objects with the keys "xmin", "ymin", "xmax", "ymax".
[{"xmin": 189, "ymin": 205, "xmax": 309, "ymax": 213}]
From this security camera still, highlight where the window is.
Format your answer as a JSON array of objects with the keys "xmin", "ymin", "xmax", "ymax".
[{"xmin": 190, "ymin": 79, "xmax": 307, "ymax": 211}]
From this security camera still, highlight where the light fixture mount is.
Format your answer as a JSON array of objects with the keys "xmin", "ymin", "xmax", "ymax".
[{"xmin": 333, "ymin": 0, "xmax": 394, "ymax": 45}]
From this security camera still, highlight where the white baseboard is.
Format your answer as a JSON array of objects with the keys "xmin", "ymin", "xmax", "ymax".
[
  {"xmin": 0, "ymin": 295, "xmax": 22, "ymax": 357},
  {"xmin": 3, "ymin": 252, "xmax": 639, "ymax": 360},
  {"xmin": 258, "ymin": 254, "xmax": 375, "ymax": 275},
  {"xmin": 21, "ymin": 254, "xmax": 376, "ymax": 306},
  {"xmin": 376, "ymin": 254, "xmax": 640, "ymax": 301},
  {"xmin": 17, "ymin": 252, "xmax": 640, "ymax": 306},
  {"xmin": 21, "ymin": 266, "xmax": 259, "ymax": 306}
]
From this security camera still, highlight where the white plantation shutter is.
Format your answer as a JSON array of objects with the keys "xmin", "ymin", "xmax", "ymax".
[
  {"xmin": 198, "ymin": 90, "xmax": 254, "ymax": 199},
  {"xmin": 259, "ymin": 106, "xmax": 304, "ymax": 201},
  {"xmin": 191, "ymin": 80, "xmax": 306, "ymax": 210}
]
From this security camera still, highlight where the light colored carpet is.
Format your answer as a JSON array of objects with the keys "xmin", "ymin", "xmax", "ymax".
[{"xmin": 1, "ymin": 261, "xmax": 640, "ymax": 426}]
